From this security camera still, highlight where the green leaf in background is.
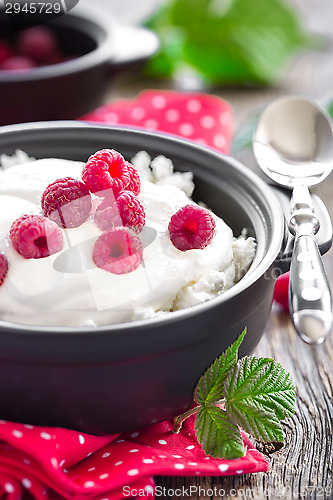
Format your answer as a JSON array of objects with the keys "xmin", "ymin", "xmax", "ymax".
[
  {"xmin": 195, "ymin": 404, "xmax": 246, "ymax": 459},
  {"xmin": 223, "ymin": 356, "xmax": 295, "ymax": 441},
  {"xmin": 194, "ymin": 328, "xmax": 246, "ymax": 405},
  {"xmin": 144, "ymin": 0, "xmax": 310, "ymax": 85}
]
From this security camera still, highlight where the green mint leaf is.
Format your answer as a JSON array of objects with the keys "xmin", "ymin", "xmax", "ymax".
[
  {"xmin": 224, "ymin": 357, "xmax": 295, "ymax": 442},
  {"xmin": 194, "ymin": 329, "xmax": 246, "ymax": 405},
  {"xmin": 195, "ymin": 405, "xmax": 245, "ymax": 459},
  {"xmin": 144, "ymin": 0, "xmax": 309, "ymax": 85}
]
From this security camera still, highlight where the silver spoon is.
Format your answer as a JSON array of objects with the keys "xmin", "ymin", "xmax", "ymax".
[{"xmin": 253, "ymin": 95, "xmax": 333, "ymax": 344}]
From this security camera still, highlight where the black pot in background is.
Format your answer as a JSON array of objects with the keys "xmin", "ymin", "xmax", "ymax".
[
  {"xmin": 0, "ymin": 122, "xmax": 285, "ymax": 434},
  {"xmin": 0, "ymin": 6, "xmax": 159, "ymax": 126}
]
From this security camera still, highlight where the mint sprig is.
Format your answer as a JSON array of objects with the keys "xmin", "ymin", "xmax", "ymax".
[{"xmin": 173, "ymin": 329, "xmax": 296, "ymax": 459}]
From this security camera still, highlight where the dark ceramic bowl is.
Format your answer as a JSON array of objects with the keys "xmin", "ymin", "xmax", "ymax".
[
  {"xmin": 0, "ymin": 122, "xmax": 285, "ymax": 434},
  {"xmin": 0, "ymin": 5, "xmax": 159, "ymax": 126}
]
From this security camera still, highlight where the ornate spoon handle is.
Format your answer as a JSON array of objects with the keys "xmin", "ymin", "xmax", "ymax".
[{"xmin": 288, "ymin": 185, "xmax": 332, "ymax": 344}]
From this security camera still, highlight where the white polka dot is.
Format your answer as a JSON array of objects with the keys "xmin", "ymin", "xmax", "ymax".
[
  {"xmin": 4, "ymin": 483, "xmax": 15, "ymax": 493},
  {"xmin": 144, "ymin": 119, "xmax": 158, "ymax": 129},
  {"xmin": 159, "ymin": 455, "xmax": 167, "ymax": 458},
  {"xmin": 158, "ymin": 439, "xmax": 167, "ymax": 445},
  {"xmin": 59, "ymin": 459, "xmax": 65, "ymax": 467},
  {"xmin": 99, "ymin": 473, "xmax": 109, "ymax": 480},
  {"xmin": 24, "ymin": 424, "xmax": 33, "ymax": 429},
  {"xmin": 102, "ymin": 452, "xmax": 110, "ymax": 458},
  {"xmin": 88, "ymin": 467, "xmax": 96, "ymax": 472},
  {"xmin": 301, "ymin": 287, "xmax": 322, "ymax": 301},
  {"xmin": 297, "ymin": 251, "xmax": 312, "ymax": 262},
  {"xmin": 40, "ymin": 432, "xmax": 52, "ymax": 440},
  {"xmin": 186, "ymin": 445, "xmax": 195, "ymax": 450},
  {"xmin": 220, "ymin": 112, "xmax": 230, "ymax": 126},
  {"xmin": 179, "ymin": 123, "xmax": 194, "ymax": 137},
  {"xmin": 86, "ymin": 451, "xmax": 92, "ymax": 457},
  {"xmin": 299, "ymin": 269, "xmax": 318, "ymax": 281},
  {"xmin": 143, "ymin": 458, "xmax": 154, "ymax": 464},
  {"xmin": 129, "ymin": 449, "xmax": 139, "ymax": 453},
  {"xmin": 201, "ymin": 115, "xmax": 216, "ymax": 129},
  {"xmin": 218, "ymin": 464, "xmax": 229, "ymax": 472},
  {"xmin": 172, "ymin": 455, "xmax": 182, "ymax": 458},
  {"xmin": 195, "ymin": 471, "xmax": 200, "ymax": 475},
  {"xmin": 51, "ymin": 457, "xmax": 58, "ymax": 468},
  {"xmin": 131, "ymin": 107, "xmax": 145, "ymax": 120},
  {"xmin": 104, "ymin": 112, "xmax": 119, "ymax": 123},
  {"xmin": 236, "ymin": 470, "xmax": 243, "ymax": 474},
  {"xmin": 12, "ymin": 430, "xmax": 23, "ymax": 438},
  {"xmin": 186, "ymin": 99, "xmax": 202, "ymax": 113},
  {"xmin": 213, "ymin": 134, "xmax": 227, "ymax": 149},
  {"xmin": 84, "ymin": 481, "xmax": 95, "ymax": 488},
  {"xmin": 23, "ymin": 458, "xmax": 31, "ymax": 465},
  {"xmin": 63, "ymin": 469, "xmax": 68, "ymax": 474},
  {"xmin": 79, "ymin": 434, "xmax": 85, "ymax": 445},
  {"xmin": 188, "ymin": 462, "xmax": 198, "ymax": 466},
  {"xmin": 22, "ymin": 478, "xmax": 32, "ymax": 489},
  {"xmin": 0, "ymin": 419, "xmax": 6, "ymax": 424},
  {"xmin": 152, "ymin": 95, "xmax": 167, "ymax": 109},
  {"xmin": 174, "ymin": 463, "xmax": 185, "ymax": 470},
  {"xmin": 131, "ymin": 431, "xmax": 139, "ymax": 438},
  {"xmin": 145, "ymin": 485, "xmax": 154, "ymax": 494},
  {"xmin": 165, "ymin": 109, "xmax": 180, "ymax": 123},
  {"xmin": 127, "ymin": 468, "xmax": 139, "ymax": 476},
  {"xmin": 115, "ymin": 461, "xmax": 123, "ymax": 466}
]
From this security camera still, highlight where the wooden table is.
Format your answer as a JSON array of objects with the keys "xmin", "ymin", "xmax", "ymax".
[{"xmin": 104, "ymin": 2, "xmax": 333, "ymax": 497}]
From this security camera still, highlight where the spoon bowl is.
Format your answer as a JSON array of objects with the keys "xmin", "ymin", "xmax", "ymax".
[{"xmin": 253, "ymin": 96, "xmax": 333, "ymax": 188}]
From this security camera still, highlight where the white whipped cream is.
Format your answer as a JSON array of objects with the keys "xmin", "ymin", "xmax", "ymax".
[{"xmin": 0, "ymin": 154, "xmax": 255, "ymax": 327}]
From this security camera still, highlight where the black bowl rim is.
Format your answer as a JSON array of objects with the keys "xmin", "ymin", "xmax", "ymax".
[
  {"xmin": 0, "ymin": 4, "xmax": 117, "ymax": 81},
  {"xmin": 0, "ymin": 120, "xmax": 285, "ymax": 335}
]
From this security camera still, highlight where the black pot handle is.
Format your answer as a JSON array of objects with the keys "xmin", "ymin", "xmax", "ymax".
[{"xmin": 108, "ymin": 23, "xmax": 159, "ymax": 74}]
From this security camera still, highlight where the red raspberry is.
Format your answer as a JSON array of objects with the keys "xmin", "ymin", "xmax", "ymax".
[
  {"xmin": 0, "ymin": 40, "xmax": 13, "ymax": 64},
  {"xmin": 10, "ymin": 215, "xmax": 63, "ymax": 259},
  {"xmin": 95, "ymin": 190, "xmax": 145, "ymax": 233},
  {"xmin": 17, "ymin": 26, "xmax": 59, "ymax": 65},
  {"xmin": 82, "ymin": 149, "xmax": 130, "ymax": 195},
  {"xmin": 168, "ymin": 205, "xmax": 216, "ymax": 251},
  {"xmin": 93, "ymin": 227, "xmax": 143, "ymax": 274},
  {"xmin": 125, "ymin": 161, "xmax": 141, "ymax": 195},
  {"xmin": 41, "ymin": 177, "xmax": 92, "ymax": 229},
  {"xmin": 0, "ymin": 253, "xmax": 8, "ymax": 286},
  {"xmin": 273, "ymin": 271, "xmax": 290, "ymax": 313},
  {"xmin": 1, "ymin": 56, "xmax": 36, "ymax": 71}
]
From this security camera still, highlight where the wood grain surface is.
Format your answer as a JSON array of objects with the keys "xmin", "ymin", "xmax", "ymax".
[{"xmin": 106, "ymin": 1, "xmax": 333, "ymax": 497}]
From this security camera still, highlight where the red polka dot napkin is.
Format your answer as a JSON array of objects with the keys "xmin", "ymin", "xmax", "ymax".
[
  {"xmin": 0, "ymin": 415, "xmax": 268, "ymax": 499},
  {"xmin": 81, "ymin": 90, "xmax": 233, "ymax": 155}
]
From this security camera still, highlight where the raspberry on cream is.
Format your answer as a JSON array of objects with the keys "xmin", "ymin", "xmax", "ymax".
[{"xmin": 0, "ymin": 150, "xmax": 256, "ymax": 327}]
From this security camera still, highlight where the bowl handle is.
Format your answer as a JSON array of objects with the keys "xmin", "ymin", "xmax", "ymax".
[{"xmin": 108, "ymin": 23, "xmax": 159, "ymax": 73}]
